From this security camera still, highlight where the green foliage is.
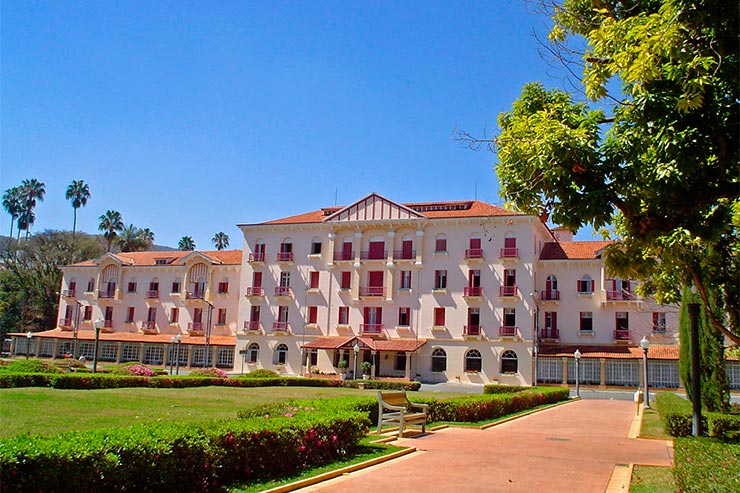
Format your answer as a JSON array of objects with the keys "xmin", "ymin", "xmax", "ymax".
[
  {"xmin": 360, "ymin": 361, "xmax": 372, "ymax": 374},
  {"xmin": 189, "ymin": 367, "xmax": 229, "ymax": 378},
  {"xmin": 673, "ymin": 438, "xmax": 740, "ymax": 492},
  {"xmin": 655, "ymin": 393, "xmax": 738, "ymax": 439},
  {"xmin": 343, "ymin": 379, "xmax": 421, "ymax": 391},
  {"xmin": 2, "ymin": 359, "xmax": 61, "ymax": 374},
  {"xmin": 242, "ymin": 369, "xmax": 280, "ymax": 379},
  {"xmin": 483, "ymin": 384, "xmax": 531, "ymax": 394}
]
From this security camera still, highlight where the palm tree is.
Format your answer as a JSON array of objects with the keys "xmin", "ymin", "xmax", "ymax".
[
  {"xmin": 65, "ymin": 180, "xmax": 91, "ymax": 240},
  {"xmin": 114, "ymin": 224, "xmax": 146, "ymax": 252},
  {"xmin": 2, "ymin": 187, "xmax": 22, "ymax": 238},
  {"xmin": 98, "ymin": 210, "xmax": 124, "ymax": 252},
  {"xmin": 178, "ymin": 236, "xmax": 196, "ymax": 251},
  {"xmin": 18, "ymin": 178, "xmax": 46, "ymax": 238},
  {"xmin": 212, "ymin": 232, "xmax": 229, "ymax": 250},
  {"xmin": 140, "ymin": 228, "xmax": 155, "ymax": 249}
]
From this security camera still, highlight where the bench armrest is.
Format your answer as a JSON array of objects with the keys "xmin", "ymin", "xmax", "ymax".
[
  {"xmin": 381, "ymin": 403, "xmax": 408, "ymax": 412},
  {"xmin": 408, "ymin": 402, "xmax": 428, "ymax": 412}
]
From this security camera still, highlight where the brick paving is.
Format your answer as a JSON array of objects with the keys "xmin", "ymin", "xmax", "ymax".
[{"xmin": 296, "ymin": 400, "xmax": 673, "ymax": 493}]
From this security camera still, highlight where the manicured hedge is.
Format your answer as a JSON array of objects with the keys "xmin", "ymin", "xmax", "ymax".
[
  {"xmin": 483, "ymin": 384, "xmax": 532, "ymax": 394},
  {"xmin": 655, "ymin": 393, "xmax": 740, "ymax": 439},
  {"xmin": 0, "ymin": 408, "xmax": 369, "ymax": 492},
  {"xmin": 673, "ymin": 437, "xmax": 740, "ymax": 492},
  {"xmin": 344, "ymin": 379, "xmax": 421, "ymax": 391}
]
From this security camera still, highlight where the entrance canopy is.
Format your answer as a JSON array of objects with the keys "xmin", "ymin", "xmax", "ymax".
[{"xmin": 302, "ymin": 336, "xmax": 426, "ymax": 353}]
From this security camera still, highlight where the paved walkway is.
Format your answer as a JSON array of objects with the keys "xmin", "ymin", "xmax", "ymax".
[{"xmin": 297, "ymin": 400, "xmax": 673, "ymax": 493}]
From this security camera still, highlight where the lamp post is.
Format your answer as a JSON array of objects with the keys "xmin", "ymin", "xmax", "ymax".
[
  {"xmin": 353, "ymin": 342, "xmax": 360, "ymax": 380},
  {"xmin": 640, "ymin": 336, "xmax": 650, "ymax": 409},
  {"xmin": 574, "ymin": 349, "xmax": 581, "ymax": 398},
  {"xmin": 175, "ymin": 333, "xmax": 182, "ymax": 375},
  {"xmin": 169, "ymin": 336, "xmax": 176, "ymax": 375},
  {"xmin": 688, "ymin": 303, "xmax": 702, "ymax": 436},
  {"xmin": 92, "ymin": 319, "xmax": 103, "ymax": 373},
  {"xmin": 25, "ymin": 331, "xmax": 32, "ymax": 360}
]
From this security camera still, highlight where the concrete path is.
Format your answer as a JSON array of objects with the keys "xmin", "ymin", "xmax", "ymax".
[{"xmin": 297, "ymin": 400, "xmax": 673, "ymax": 493}]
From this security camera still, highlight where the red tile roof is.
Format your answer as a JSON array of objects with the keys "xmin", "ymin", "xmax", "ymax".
[
  {"xmin": 16, "ymin": 328, "xmax": 236, "ymax": 346},
  {"xmin": 539, "ymin": 241, "xmax": 613, "ymax": 260},
  {"xmin": 69, "ymin": 250, "xmax": 242, "ymax": 267},
  {"xmin": 302, "ymin": 336, "xmax": 426, "ymax": 352},
  {"xmin": 538, "ymin": 344, "xmax": 679, "ymax": 360}
]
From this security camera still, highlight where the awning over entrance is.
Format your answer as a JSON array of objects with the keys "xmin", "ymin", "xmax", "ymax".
[{"xmin": 302, "ymin": 336, "xmax": 426, "ymax": 353}]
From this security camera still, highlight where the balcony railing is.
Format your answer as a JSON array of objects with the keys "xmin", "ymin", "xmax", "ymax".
[
  {"xmin": 541, "ymin": 290, "xmax": 560, "ymax": 301},
  {"xmin": 540, "ymin": 328, "xmax": 560, "ymax": 339},
  {"xmin": 499, "ymin": 285, "xmax": 518, "ymax": 297},
  {"xmin": 464, "ymin": 248, "xmax": 484, "ymax": 259},
  {"xmin": 499, "ymin": 325, "xmax": 518, "ymax": 337},
  {"xmin": 145, "ymin": 290, "xmax": 159, "ymax": 299},
  {"xmin": 274, "ymin": 286, "xmax": 292, "ymax": 297},
  {"xmin": 244, "ymin": 321, "xmax": 260, "ymax": 331},
  {"xmin": 652, "ymin": 324, "xmax": 667, "ymax": 334},
  {"xmin": 360, "ymin": 250, "xmax": 387, "ymax": 260},
  {"xmin": 614, "ymin": 329, "xmax": 630, "ymax": 340},
  {"xmin": 359, "ymin": 286, "xmax": 385, "ymax": 297},
  {"xmin": 333, "ymin": 250, "xmax": 355, "ymax": 261},
  {"xmin": 464, "ymin": 286, "xmax": 483, "ymax": 297},
  {"xmin": 103, "ymin": 320, "xmax": 113, "ymax": 328},
  {"xmin": 248, "ymin": 252, "xmax": 265, "ymax": 262},
  {"xmin": 245, "ymin": 287, "xmax": 264, "ymax": 297},
  {"xmin": 189, "ymin": 322, "xmax": 204, "ymax": 331},
  {"xmin": 273, "ymin": 321, "xmax": 289, "ymax": 331},
  {"xmin": 606, "ymin": 290, "xmax": 636, "ymax": 301},
  {"xmin": 463, "ymin": 325, "xmax": 481, "ymax": 336},
  {"xmin": 499, "ymin": 247, "xmax": 519, "ymax": 258},
  {"xmin": 98, "ymin": 290, "xmax": 115, "ymax": 299},
  {"xmin": 186, "ymin": 290, "xmax": 205, "ymax": 300},
  {"xmin": 58, "ymin": 317, "xmax": 73, "ymax": 327},
  {"xmin": 62, "ymin": 289, "xmax": 76, "ymax": 298},
  {"xmin": 142, "ymin": 321, "xmax": 156, "ymax": 330},
  {"xmin": 360, "ymin": 323, "xmax": 383, "ymax": 334},
  {"xmin": 276, "ymin": 252, "xmax": 294, "ymax": 262},
  {"xmin": 393, "ymin": 249, "xmax": 416, "ymax": 260}
]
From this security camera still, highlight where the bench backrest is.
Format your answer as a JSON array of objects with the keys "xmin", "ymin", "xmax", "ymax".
[{"xmin": 379, "ymin": 391, "xmax": 410, "ymax": 407}]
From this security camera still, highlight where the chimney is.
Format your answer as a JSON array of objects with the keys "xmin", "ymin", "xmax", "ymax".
[{"xmin": 553, "ymin": 227, "xmax": 574, "ymax": 242}]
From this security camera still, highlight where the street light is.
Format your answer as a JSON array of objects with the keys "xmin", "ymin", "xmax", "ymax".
[
  {"xmin": 640, "ymin": 336, "xmax": 650, "ymax": 409},
  {"xmin": 170, "ymin": 336, "xmax": 176, "ymax": 375},
  {"xmin": 175, "ymin": 333, "xmax": 182, "ymax": 375},
  {"xmin": 353, "ymin": 343, "xmax": 360, "ymax": 380},
  {"xmin": 574, "ymin": 349, "xmax": 581, "ymax": 398},
  {"xmin": 25, "ymin": 331, "xmax": 32, "ymax": 360},
  {"xmin": 92, "ymin": 319, "xmax": 103, "ymax": 373}
]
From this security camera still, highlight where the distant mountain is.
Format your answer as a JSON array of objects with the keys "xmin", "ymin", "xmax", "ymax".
[{"xmin": 0, "ymin": 233, "xmax": 177, "ymax": 253}]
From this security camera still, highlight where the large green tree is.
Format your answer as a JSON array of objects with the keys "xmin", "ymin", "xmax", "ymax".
[
  {"xmin": 178, "ymin": 236, "xmax": 196, "ymax": 251},
  {"xmin": 2, "ymin": 187, "xmax": 22, "ymax": 239},
  {"xmin": 65, "ymin": 180, "xmax": 91, "ymax": 240},
  {"xmin": 477, "ymin": 0, "xmax": 738, "ymax": 343},
  {"xmin": 114, "ymin": 224, "xmax": 155, "ymax": 252},
  {"xmin": 17, "ymin": 178, "xmax": 46, "ymax": 239},
  {"xmin": 98, "ymin": 210, "xmax": 124, "ymax": 252},
  {"xmin": 212, "ymin": 232, "xmax": 229, "ymax": 251}
]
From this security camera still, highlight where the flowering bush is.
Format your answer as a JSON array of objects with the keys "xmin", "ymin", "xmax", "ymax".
[{"xmin": 190, "ymin": 367, "xmax": 229, "ymax": 378}]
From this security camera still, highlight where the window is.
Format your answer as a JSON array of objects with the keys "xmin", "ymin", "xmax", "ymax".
[
  {"xmin": 400, "ymin": 270, "xmax": 412, "ymax": 289},
  {"xmin": 217, "ymin": 281, "xmax": 229, "ymax": 294},
  {"xmin": 87, "ymin": 278, "xmax": 95, "ymax": 292},
  {"xmin": 431, "ymin": 348, "xmax": 447, "ymax": 372},
  {"xmin": 170, "ymin": 307, "xmax": 179, "ymax": 324},
  {"xmin": 278, "ymin": 306, "xmax": 289, "ymax": 322},
  {"xmin": 126, "ymin": 307, "xmax": 135, "ymax": 323},
  {"xmin": 465, "ymin": 349, "xmax": 482, "ymax": 372},
  {"xmin": 394, "ymin": 352, "xmax": 407, "ymax": 371},
  {"xmin": 311, "ymin": 239, "xmax": 322, "ymax": 255},
  {"xmin": 147, "ymin": 307, "xmax": 156, "ymax": 322},
  {"xmin": 434, "ymin": 270, "xmax": 447, "ymax": 290},
  {"xmin": 398, "ymin": 307, "xmax": 411, "ymax": 326},
  {"xmin": 434, "ymin": 307, "xmax": 446, "ymax": 327},
  {"xmin": 274, "ymin": 343, "xmax": 288, "ymax": 365},
  {"xmin": 504, "ymin": 269, "xmax": 516, "ymax": 287},
  {"xmin": 467, "ymin": 307, "xmax": 480, "ymax": 333},
  {"xmin": 247, "ymin": 343, "xmax": 259, "ymax": 363},
  {"xmin": 340, "ymin": 271, "xmax": 351, "ymax": 290},
  {"xmin": 503, "ymin": 308, "xmax": 516, "ymax": 327},
  {"xmin": 653, "ymin": 312, "xmax": 666, "ymax": 333},
  {"xmin": 217, "ymin": 308, "xmax": 227, "ymax": 325},
  {"xmin": 250, "ymin": 305, "xmax": 261, "ymax": 322},
  {"xmin": 171, "ymin": 280, "xmax": 181, "ymax": 293},
  {"xmin": 308, "ymin": 350, "xmax": 318, "ymax": 366},
  {"xmin": 308, "ymin": 306, "xmax": 318, "ymax": 324},
  {"xmin": 577, "ymin": 275, "xmax": 594, "ymax": 294},
  {"xmin": 309, "ymin": 271, "xmax": 320, "ymax": 289},
  {"xmin": 83, "ymin": 306, "xmax": 92, "ymax": 321},
  {"xmin": 580, "ymin": 312, "xmax": 593, "ymax": 331},
  {"xmin": 544, "ymin": 311, "xmax": 557, "ymax": 333},
  {"xmin": 616, "ymin": 312, "xmax": 629, "ymax": 330},
  {"xmin": 127, "ymin": 282, "xmax": 137, "ymax": 293},
  {"xmin": 367, "ymin": 240, "xmax": 385, "ymax": 260},
  {"xmin": 338, "ymin": 306, "xmax": 349, "ymax": 325},
  {"xmin": 501, "ymin": 350, "xmax": 518, "ymax": 373},
  {"xmin": 435, "ymin": 236, "xmax": 447, "ymax": 253},
  {"xmin": 280, "ymin": 271, "xmax": 291, "ymax": 287}
]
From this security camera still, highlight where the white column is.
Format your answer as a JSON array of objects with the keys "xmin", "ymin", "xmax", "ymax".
[
  {"xmin": 415, "ymin": 230, "xmax": 424, "ymax": 266},
  {"xmin": 327, "ymin": 232, "xmax": 335, "ymax": 267}
]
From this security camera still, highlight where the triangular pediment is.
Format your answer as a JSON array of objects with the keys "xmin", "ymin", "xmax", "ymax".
[
  {"xmin": 175, "ymin": 251, "xmax": 222, "ymax": 266},
  {"xmin": 92, "ymin": 252, "xmax": 131, "ymax": 266},
  {"xmin": 322, "ymin": 193, "xmax": 426, "ymax": 223}
]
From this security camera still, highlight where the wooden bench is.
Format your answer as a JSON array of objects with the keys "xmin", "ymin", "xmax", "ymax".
[{"xmin": 377, "ymin": 390, "xmax": 429, "ymax": 437}]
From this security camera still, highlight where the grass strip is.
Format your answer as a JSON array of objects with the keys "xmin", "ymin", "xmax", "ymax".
[{"xmin": 630, "ymin": 465, "xmax": 675, "ymax": 493}]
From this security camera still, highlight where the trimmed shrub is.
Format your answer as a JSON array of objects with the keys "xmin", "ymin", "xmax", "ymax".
[
  {"xmin": 0, "ymin": 372, "xmax": 53, "ymax": 388},
  {"xmin": 344, "ymin": 379, "xmax": 421, "ymax": 391},
  {"xmin": 107, "ymin": 362, "xmax": 156, "ymax": 377},
  {"xmin": 189, "ymin": 367, "xmax": 229, "ymax": 378},
  {"xmin": 673, "ymin": 437, "xmax": 740, "ymax": 492},
  {"xmin": 242, "ymin": 369, "xmax": 280, "ymax": 379},
  {"xmin": 2, "ymin": 359, "xmax": 61, "ymax": 374},
  {"xmin": 425, "ymin": 388, "xmax": 569, "ymax": 423},
  {"xmin": 483, "ymin": 384, "xmax": 532, "ymax": 394},
  {"xmin": 707, "ymin": 413, "xmax": 740, "ymax": 440}
]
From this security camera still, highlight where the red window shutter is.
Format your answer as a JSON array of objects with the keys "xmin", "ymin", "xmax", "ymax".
[
  {"xmin": 253, "ymin": 272, "xmax": 262, "ymax": 288},
  {"xmin": 504, "ymin": 237, "xmax": 516, "ymax": 248},
  {"xmin": 402, "ymin": 240, "xmax": 413, "ymax": 258},
  {"xmin": 308, "ymin": 306, "xmax": 318, "ymax": 324},
  {"xmin": 552, "ymin": 311, "xmax": 557, "ymax": 329},
  {"xmin": 470, "ymin": 238, "xmax": 481, "ymax": 249},
  {"xmin": 369, "ymin": 241, "xmax": 385, "ymax": 259},
  {"xmin": 368, "ymin": 271, "xmax": 383, "ymax": 287},
  {"xmin": 434, "ymin": 307, "xmax": 445, "ymax": 326},
  {"xmin": 310, "ymin": 271, "xmax": 320, "ymax": 289},
  {"xmin": 591, "ymin": 280, "xmax": 595, "ymax": 291},
  {"xmin": 652, "ymin": 312, "xmax": 658, "ymax": 325},
  {"xmin": 341, "ymin": 271, "xmax": 351, "ymax": 289}
]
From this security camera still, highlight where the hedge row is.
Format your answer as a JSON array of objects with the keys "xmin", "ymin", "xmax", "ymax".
[
  {"xmin": 655, "ymin": 393, "xmax": 740, "ymax": 439},
  {"xmin": 673, "ymin": 437, "xmax": 740, "ymax": 492},
  {"xmin": 483, "ymin": 384, "xmax": 531, "ymax": 394},
  {"xmin": 0, "ymin": 409, "xmax": 369, "ymax": 492}
]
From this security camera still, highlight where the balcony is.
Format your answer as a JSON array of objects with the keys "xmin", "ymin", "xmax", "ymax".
[
  {"xmin": 189, "ymin": 322, "xmax": 204, "ymax": 331},
  {"xmin": 58, "ymin": 317, "xmax": 73, "ymax": 328},
  {"xmin": 540, "ymin": 328, "xmax": 560, "ymax": 340},
  {"xmin": 393, "ymin": 249, "xmax": 416, "ymax": 261},
  {"xmin": 359, "ymin": 286, "xmax": 385, "ymax": 297},
  {"xmin": 541, "ymin": 290, "xmax": 560, "ymax": 301},
  {"xmin": 464, "ymin": 248, "xmax": 484, "ymax": 260},
  {"xmin": 248, "ymin": 252, "xmax": 265, "ymax": 263},
  {"xmin": 360, "ymin": 323, "xmax": 383, "ymax": 334},
  {"xmin": 463, "ymin": 286, "xmax": 483, "ymax": 297},
  {"xmin": 614, "ymin": 329, "xmax": 630, "ymax": 341},
  {"xmin": 333, "ymin": 250, "xmax": 355, "ymax": 261},
  {"xmin": 499, "ymin": 325, "xmax": 518, "ymax": 337},
  {"xmin": 141, "ymin": 321, "xmax": 156, "ymax": 330},
  {"xmin": 273, "ymin": 321, "xmax": 289, "ymax": 332},
  {"xmin": 360, "ymin": 250, "xmax": 387, "ymax": 261},
  {"xmin": 606, "ymin": 290, "xmax": 636, "ymax": 301},
  {"xmin": 499, "ymin": 285, "xmax": 518, "ymax": 297},
  {"xmin": 145, "ymin": 290, "xmax": 159, "ymax": 299},
  {"xmin": 274, "ymin": 286, "xmax": 292, "ymax": 297},
  {"xmin": 62, "ymin": 289, "xmax": 76, "ymax": 298},
  {"xmin": 499, "ymin": 247, "xmax": 519, "ymax": 259},
  {"xmin": 245, "ymin": 287, "xmax": 264, "ymax": 297},
  {"xmin": 243, "ymin": 321, "xmax": 260, "ymax": 331},
  {"xmin": 186, "ymin": 290, "xmax": 205, "ymax": 300},
  {"xmin": 98, "ymin": 290, "xmax": 115, "ymax": 299},
  {"xmin": 276, "ymin": 252, "xmax": 294, "ymax": 262},
  {"xmin": 103, "ymin": 320, "xmax": 113, "ymax": 329},
  {"xmin": 652, "ymin": 324, "xmax": 667, "ymax": 334},
  {"xmin": 463, "ymin": 325, "xmax": 481, "ymax": 336}
]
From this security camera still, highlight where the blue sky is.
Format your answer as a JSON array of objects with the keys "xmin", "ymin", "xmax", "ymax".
[{"xmin": 1, "ymin": 1, "xmax": 594, "ymax": 248}]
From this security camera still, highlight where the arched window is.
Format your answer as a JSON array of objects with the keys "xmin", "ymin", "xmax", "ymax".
[
  {"xmin": 501, "ymin": 350, "xmax": 518, "ymax": 373},
  {"xmin": 577, "ymin": 275, "xmax": 593, "ymax": 294},
  {"xmin": 246, "ymin": 343, "xmax": 259, "ymax": 363},
  {"xmin": 274, "ymin": 343, "xmax": 288, "ymax": 365},
  {"xmin": 465, "ymin": 349, "xmax": 482, "ymax": 372},
  {"xmin": 431, "ymin": 348, "xmax": 447, "ymax": 372}
]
